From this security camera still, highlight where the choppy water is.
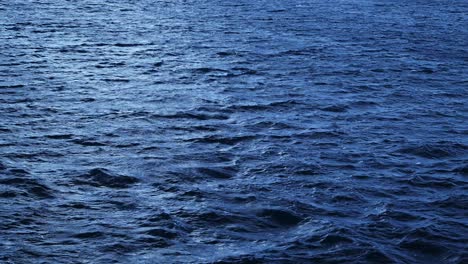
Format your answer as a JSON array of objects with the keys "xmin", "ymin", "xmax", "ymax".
[{"xmin": 1, "ymin": 0, "xmax": 467, "ymax": 263}]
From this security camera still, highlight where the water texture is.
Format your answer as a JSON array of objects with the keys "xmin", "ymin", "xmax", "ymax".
[{"xmin": 0, "ymin": 0, "xmax": 467, "ymax": 263}]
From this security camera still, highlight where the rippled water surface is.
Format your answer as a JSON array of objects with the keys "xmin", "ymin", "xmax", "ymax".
[{"xmin": 1, "ymin": 0, "xmax": 467, "ymax": 263}]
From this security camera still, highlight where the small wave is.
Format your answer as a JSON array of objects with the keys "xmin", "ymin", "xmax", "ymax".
[
  {"xmin": 0, "ymin": 191, "xmax": 17, "ymax": 198},
  {"xmin": 398, "ymin": 226, "xmax": 454, "ymax": 261},
  {"xmin": 196, "ymin": 167, "xmax": 237, "ymax": 179},
  {"xmin": 151, "ymin": 112, "xmax": 230, "ymax": 121},
  {"xmin": 180, "ymin": 209, "xmax": 249, "ymax": 227},
  {"xmin": 297, "ymin": 130, "xmax": 345, "ymax": 139},
  {"xmin": 102, "ymin": 78, "xmax": 130, "ymax": 83},
  {"xmin": 216, "ymin": 51, "xmax": 238, "ymax": 57},
  {"xmin": 185, "ymin": 135, "xmax": 255, "ymax": 145},
  {"xmin": 71, "ymin": 138, "xmax": 107, "ymax": 146},
  {"xmin": 45, "ymin": 134, "xmax": 74, "ymax": 140},
  {"xmin": 73, "ymin": 231, "xmax": 105, "ymax": 239},
  {"xmin": 141, "ymin": 228, "xmax": 178, "ymax": 239},
  {"xmin": 114, "ymin": 43, "xmax": 149, "ymax": 47},
  {"xmin": 58, "ymin": 48, "xmax": 89, "ymax": 53},
  {"xmin": 0, "ymin": 84, "xmax": 24, "ymax": 89},
  {"xmin": 58, "ymin": 202, "xmax": 91, "ymax": 210},
  {"xmin": 135, "ymin": 236, "xmax": 171, "ymax": 248},
  {"xmin": 397, "ymin": 142, "xmax": 467, "ymax": 159},
  {"xmin": 429, "ymin": 195, "xmax": 468, "ymax": 210},
  {"xmin": 227, "ymin": 100, "xmax": 302, "ymax": 112},
  {"xmin": 399, "ymin": 175, "xmax": 462, "ymax": 189},
  {"xmin": 452, "ymin": 165, "xmax": 468, "ymax": 175},
  {"xmin": 0, "ymin": 177, "xmax": 54, "ymax": 199},
  {"xmin": 191, "ymin": 67, "xmax": 229, "ymax": 74},
  {"xmin": 319, "ymin": 105, "xmax": 349, "ymax": 113},
  {"xmin": 73, "ymin": 168, "xmax": 139, "ymax": 188},
  {"xmin": 153, "ymin": 61, "xmax": 164, "ymax": 67},
  {"xmin": 255, "ymin": 208, "xmax": 303, "ymax": 227},
  {"xmin": 165, "ymin": 166, "xmax": 238, "ymax": 182}
]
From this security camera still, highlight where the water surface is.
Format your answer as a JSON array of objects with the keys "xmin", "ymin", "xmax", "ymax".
[{"xmin": 0, "ymin": 0, "xmax": 467, "ymax": 263}]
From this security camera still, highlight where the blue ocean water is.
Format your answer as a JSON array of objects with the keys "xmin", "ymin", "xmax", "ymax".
[{"xmin": 0, "ymin": 0, "xmax": 467, "ymax": 263}]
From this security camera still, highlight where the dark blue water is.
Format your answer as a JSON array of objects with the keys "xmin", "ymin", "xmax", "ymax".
[{"xmin": 1, "ymin": 0, "xmax": 467, "ymax": 263}]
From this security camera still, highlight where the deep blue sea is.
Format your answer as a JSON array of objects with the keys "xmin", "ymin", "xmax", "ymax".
[{"xmin": 0, "ymin": 0, "xmax": 467, "ymax": 263}]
